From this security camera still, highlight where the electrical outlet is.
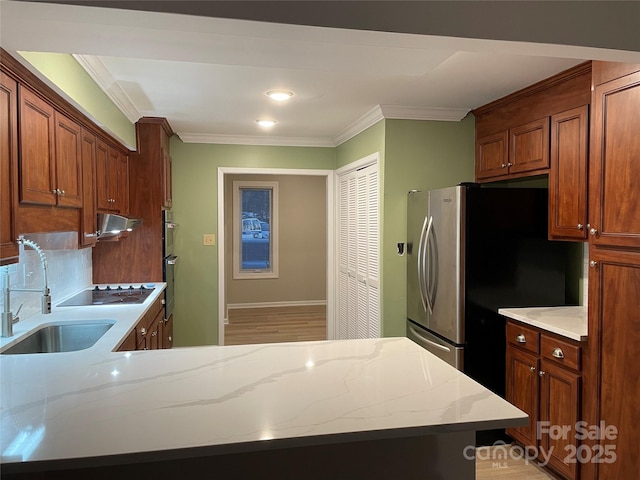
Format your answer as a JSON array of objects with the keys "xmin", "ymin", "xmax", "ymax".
[{"xmin": 203, "ymin": 234, "xmax": 216, "ymax": 246}]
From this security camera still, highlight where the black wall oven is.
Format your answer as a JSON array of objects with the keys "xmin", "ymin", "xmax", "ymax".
[{"xmin": 162, "ymin": 210, "xmax": 178, "ymax": 319}]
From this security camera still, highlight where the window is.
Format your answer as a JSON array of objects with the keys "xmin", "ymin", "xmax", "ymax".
[{"xmin": 233, "ymin": 181, "xmax": 279, "ymax": 279}]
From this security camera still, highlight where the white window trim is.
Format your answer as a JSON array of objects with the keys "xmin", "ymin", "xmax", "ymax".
[{"xmin": 232, "ymin": 180, "xmax": 279, "ymax": 280}]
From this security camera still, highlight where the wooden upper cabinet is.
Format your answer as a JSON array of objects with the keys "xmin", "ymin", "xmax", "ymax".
[
  {"xmin": 18, "ymin": 85, "xmax": 56, "ymax": 206},
  {"xmin": 589, "ymin": 70, "xmax": 640, "ymax": 248},
  {"xmin": 1, "ymin": 72, "xmax": 19, "ymax": 264},
  {"xmin": 53, "ymin": 111, "xmax": 83, "ymax": 208},
  {"xmin": 475, "ymin": 131, "xmax": 508, "ymax": 180},
  {"xmin": 509, "ymin": 117, "xmax": 550, "ymax": 174},
  {"xmin": 80, "ymin": 128, "xmax": 97, "ymax": 247},
  {"xmin": 96, "ymin": 137, "xmax": 129, "ymax": 215},
  {"xmin": 549, "ymin": 106, "xmax": 589, "ymax": 240}
]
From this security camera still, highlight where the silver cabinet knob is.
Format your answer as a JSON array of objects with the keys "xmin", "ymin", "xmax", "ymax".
[
  {"xmin": 590, "ymin": 260, "xmax": 598, "ymax": 268},
  {"xmin": 589, "ymin": 227, "xmax": 598, "ymax": 236},
  {"xmin": 507, "ymin": 162, "xmax": 513, "ymax": 167},
  {"xmin": 516, "ymin": 334, "xmax": 526, "ymax": 344},
  {"xmin": 552, "ymin": 348, "xmax": 564, "ymax": 359},
  {"xmin": 168, "ymin": 336, "xmax": 172, "ymax": 342},
  {"xmin": 59, "ymin": 189, "xmax": 65, "ymax": 195},
  {"xmin": 539, "ymin": 370, "xmax": 546, "ymax": 377},
  {"xmin": 501, "ymin": 164, "xmax": 506, "ymax": 168},
  {"xmin": 529, "ymin": 366, "xmax": 536, "ymax": 372},
  {"xmin": 577, "ymin": 224, "xmax": 583, "ymax": 230},
  {"xmin": 140, "ymin": 327, "xmax": 146, "ymax": 335}
]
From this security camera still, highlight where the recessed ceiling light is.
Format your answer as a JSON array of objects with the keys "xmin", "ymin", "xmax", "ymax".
[
  {"xmin": 266, "ymin": 90, "xmax": 294, "ymax": 102},
  {"xmin": 256, "ymin": 119, "xmax": 277, "ymax": 128}
]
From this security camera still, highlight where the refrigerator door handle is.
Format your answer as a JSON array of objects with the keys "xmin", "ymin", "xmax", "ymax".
[
  {"xmin": 417, "ymin": 215, "xmax": 429, "ymax": 313},
  {"xmin": 424, "ymin": 216, "xmax": 435, "ymax": 314},
  {"xmin": 426, "ymin": 218, "xmax": 438, "ymax": 313},
  {"xmin": 411, "ymin": 326, "xmax": 451, "ymax": 353}
]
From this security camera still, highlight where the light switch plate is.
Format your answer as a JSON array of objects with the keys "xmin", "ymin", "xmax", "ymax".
[{"xmin": 203, "ymin": 234, "xmax": 216, "ymax": 246}]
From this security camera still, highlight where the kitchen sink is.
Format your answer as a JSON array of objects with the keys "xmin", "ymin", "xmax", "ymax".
[{"xmin": 1, "ymin": 320, "xmax": 116, "ymax": 355}]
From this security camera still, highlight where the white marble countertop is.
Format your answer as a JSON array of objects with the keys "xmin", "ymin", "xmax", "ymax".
[
  {"xmin": 498, "ymin": 306, "xmax": 588, "ymax": 341},
  {"xmin": 1, "ymin": 288, "xmax": 526, "ymax": 472}
]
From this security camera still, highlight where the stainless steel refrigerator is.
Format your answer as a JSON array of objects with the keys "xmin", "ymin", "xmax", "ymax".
[{"xmin": 407, "ymin": 184, "xmax": 571, "ymax": 393}]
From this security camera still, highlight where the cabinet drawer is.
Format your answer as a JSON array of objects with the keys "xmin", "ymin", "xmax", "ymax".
[
  {"xmin": 506, "ymin": 321, "xmax": 540, "ymax": 354},
  {"xmin": 541, "ymin": 334, "xmax": 581, "ymax": 371}
]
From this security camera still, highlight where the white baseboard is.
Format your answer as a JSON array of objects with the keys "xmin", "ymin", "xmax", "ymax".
[{"xmin": 226, "ymin": 300, "xmax": 327, "ymax": 310}]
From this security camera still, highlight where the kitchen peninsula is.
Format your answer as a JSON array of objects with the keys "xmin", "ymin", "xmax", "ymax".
[{"xmin": 1, "ymin": 289, "xmax": 526, "ymax": 479}]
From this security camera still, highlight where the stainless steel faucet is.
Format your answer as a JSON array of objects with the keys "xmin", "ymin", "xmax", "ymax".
[{"xmin": 1, "ymin": 236, "xmax": 52, "ymax": 337}]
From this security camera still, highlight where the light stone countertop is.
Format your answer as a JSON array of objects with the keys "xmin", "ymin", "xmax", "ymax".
[
  {"xmin": 498, "ymin": 306, "xmax": 588, "ymax": 341},
  {"xmin": 1, "ymin": 286, "xmax": 527, "ymax": 472}
]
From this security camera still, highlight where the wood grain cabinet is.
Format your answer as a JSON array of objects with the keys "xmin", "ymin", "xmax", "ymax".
[
  {"xmin": 79, "ymin": 129, "xmax": 98, "ymax": 247},
  {"xmin": 18, "ymin": 86, "xmax": 83, "ymax": 208},
  {"xmin": 117, "ymin": 295, "xmax": 172, "ymax": 352},
  {"xmin": 476, "ymin": 117, "xmax": 550, "ymax": 181},
  {"xmin": 506, "ymin": 320, "xmax": 582, "ymax": 480},
  {"xmin": 1, "ymin": 71, "xmax": 19, "ymax": 265},
  {"xmin": 588, "ymin": 69, "xmax": 640, "ymax": 248},
  {"xmin": 548, "ymin": 105, "xmax": 589, "ymax": 241},
  {"xmin": 96, "ymin": 138, "xmax": 129, "ymax": 215}
]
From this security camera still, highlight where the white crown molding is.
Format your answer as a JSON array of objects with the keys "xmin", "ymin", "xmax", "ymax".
[
  {"xmin": 333, "ymin": 105, "xmax": 384, "ymax": 147},
  {"xmin": 177, "ymin": 133, "xmax": 335, "ymax": 148},
  {"xmin": 379, "ymin": 105, "xmax": 470, "ymax": 122},
  {"xmin": 73, "ymin": 54, "xmax": 142, "ymax": 124}
]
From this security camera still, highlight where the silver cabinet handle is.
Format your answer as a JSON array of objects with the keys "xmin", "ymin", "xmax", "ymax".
[
  {"xmin": 501, "ymin": 163, "xmax": 506, "ymax": 168},
  {"xmin": 589, "ymin": 227, "xmax": 598, "ymax": 236},
  {"xmin": 151, "ymin": 331, "xmax": 158, "ymax": 337},
  {"xmin": 507, "ymin": 162, "xmax": 513, "ymax": 167},
  {"xmin": 590, "ymin": 260, "xmax": 598, "ymax": 268},
  {"xmin": 140, "ymin": 327, "xmax": 146, "ymax": 335},
  {"xmin": 166, "ymin": 255, "xmax": 178, "ymax": 265},
  {"xmin": 168, "ymin": 336, "xmax": 172, "ymax": 342},
  {"xmin": 577, "ymin": 224, "xmax": 583, "ymax": 230},
  {"xmin": 529, "ymin": 366, "xmax": 536, "ymax": 372},
  {"xmin": 84, "ymin": 232, "xmax": 98, "ymax": 238},
  {"xmin": 552, "ymin": 348, "xmax": 564, "ymax": 359},
  {"xmin": 59, "ymin": 190, "xmax": 65, "ymax": 195},
  {"xmin": 539, "ymin": 370, "xmax": 546, "ymax": 377},
  {"xmin": 516, "ymin": 334, "xmax": 526, "ymax": 343},
  {"xmin": 166, "ymin": 222, "xmax": 179, "ymax": 229}
]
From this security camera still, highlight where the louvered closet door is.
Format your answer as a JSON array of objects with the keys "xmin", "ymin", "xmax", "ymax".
[{"xmin": 336, "ymin": 163, "xmax": 380, "ymax": 339}]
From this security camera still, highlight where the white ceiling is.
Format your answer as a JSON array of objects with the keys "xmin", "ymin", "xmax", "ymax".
[{"xmin": 2, "ymin": 1, "xmax": 640, "ymax": 148}]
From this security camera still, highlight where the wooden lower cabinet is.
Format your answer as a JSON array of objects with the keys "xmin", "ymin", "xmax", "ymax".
[
  {"xmin": 117, "ymin": 296, "xmax": 172, "ymax": 352},
  {"xmin": 506, "ymin": 319, "xmax": 583, "ymax": 480},
  {"xmin": 585, "ymin": 247, "xmax": 640, "ymax": 480}
]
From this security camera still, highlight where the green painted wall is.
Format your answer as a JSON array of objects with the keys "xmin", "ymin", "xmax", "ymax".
[
  {"xmin": 18, "ymin": 51, "xmax": 136, "ymax": 148},
  {"xmin": 170, "ymin": 141, "xmax": 335, "ymax": 346},
  {"xmin": 383, "ymin": 116, "xmax": 476, "ymax": 336}
]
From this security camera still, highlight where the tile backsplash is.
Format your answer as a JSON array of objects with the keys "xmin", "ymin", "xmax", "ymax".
[{"xmin": 0, "ymin": 247, "xmax": 92, "ymax": 322}]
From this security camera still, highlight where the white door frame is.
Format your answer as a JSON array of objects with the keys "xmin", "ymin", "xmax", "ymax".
[{"xmin": 217, "ymin": 167, "xmax": 335, "ymax": 345}]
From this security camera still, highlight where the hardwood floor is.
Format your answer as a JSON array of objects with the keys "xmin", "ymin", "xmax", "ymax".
[
  {"xmin": 476, "ymin": 445, "xmax": 558, "ymax": 479},
  {"xmin": 224, "ymin": 305, "xmax": 327, "ymax": 345}
]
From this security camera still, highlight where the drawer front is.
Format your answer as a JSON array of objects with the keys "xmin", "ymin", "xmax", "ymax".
[
  {"xmin": 541, "ymin": 334, "xmax": 581, "ymax": 371},
  {"xmin": 506, "ymin": 321, "xmax": 540, "ymax": 354}
]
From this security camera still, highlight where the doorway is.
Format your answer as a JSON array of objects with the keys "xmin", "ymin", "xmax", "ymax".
[{"xmin": 217, "ymin": 167, "xmax": 335, "ymax": 345}]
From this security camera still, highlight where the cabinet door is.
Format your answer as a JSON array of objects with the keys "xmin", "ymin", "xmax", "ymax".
[
  {"xmin": 539, "ymin": 359, "xmax": 581, "ymax": 480},
  {"xmin": 18, "ymin": 86, "xmax": 56, "ymax": 206},
  {"xmin": 95, "ymin": 138, "xmax": 111, "ymax": 211},
  {"xmin": 80, "ymin": 129, "xmax": 97, "ymax": 247},
  {"xmin": 509, "ymin": 117, "xmax": 550, "ymax": 175},
  {"xmin": 475, "ymin": 130, "xmax": 508, "ymax": 180},
  {"xmin": 115, "ymin": 151, "xmax": 129, "ymax": 215},
  {"xmin": 163, "ymin": 314, "xmax": 173, "ymax": 349},
  {"xmin": 549, "ymin": 106, "xmax": 589, "ymax": 240},
  {"xmin": 54, "ymin": 112, "xmax": 83, "ymax": 208},
  {"xmin": 589, "ymin": 248, "xmax": 640, "ymax": 480},
  {"xmin": 589, "ymin": 71, "xmax": 640, "ymax": 248},
  {"xmin": 1, "ymin": 72, "xmax": 19, "ymax": 264},
  {"xmin": 506, "ymin": 345, "xmax": 539, "ymax": 447}
]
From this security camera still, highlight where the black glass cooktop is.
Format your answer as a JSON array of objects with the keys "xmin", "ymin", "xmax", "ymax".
[{"xmin": 57, "ymin": 285, "xmax": 155, "ymax": 307}]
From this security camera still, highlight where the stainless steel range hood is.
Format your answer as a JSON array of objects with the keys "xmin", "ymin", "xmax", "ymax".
[{"xmin": 97, "ymin": 213, "xmax": 142, "ymax": 239}]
